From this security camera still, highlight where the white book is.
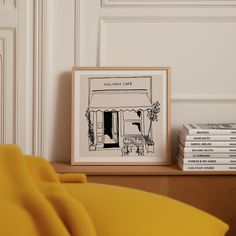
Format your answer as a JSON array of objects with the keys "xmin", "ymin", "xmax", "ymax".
[
  {"xmin": 179, "ymin": 149, "xmax": 236, "ymax": 158},
  {"xmin": 183, "ymin": 123, "xmax": 236, "ymax": 135},
  {"xmin": 178, "ymin": 155, "xmax": 236, "ymax": 165},
  {"xmin": 179, "ymin": 136, "xmax": 236, "ymax": 147},
  {"xmin": 179, "ymin": 143, "xmax": 236, "ymax": 153},
  {"xmin": 180, "ymin": 133, "xmax": 236, "ymax": 141},
  {"xmin": 177, "ymin": 158, "xmax": 236, "ymax": 171}
]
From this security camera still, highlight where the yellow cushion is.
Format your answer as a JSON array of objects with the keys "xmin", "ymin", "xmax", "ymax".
[
  {"xmin": 0, "ymin": 145, "xmax": 96, "ymax": 236},
  {"xmin": 64, "ymin": 183, "xmax": 229, "ymax": 236}
]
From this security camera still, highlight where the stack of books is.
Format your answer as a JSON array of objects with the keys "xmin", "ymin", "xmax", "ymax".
[{"xmin": 177, "ymin": 123, "xmax": 236, "ymax": 171}]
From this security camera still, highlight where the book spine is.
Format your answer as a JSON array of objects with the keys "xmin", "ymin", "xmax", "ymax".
[
  {"xmin": 180, "ymin": 157, "xmax": 236, "ymax": 165},
  {"xmin": 183, "ymin": 135, "xmax": 236, "ymax": 141},
  {"xmin": 188, "ymin": 129, "xmax": 236, "ymax": 135},
  {"xmin": 183, "ymin": 147, "xmax": 236, "ymax": 153},
  {"xmin": 183, "ymin": 141, "xmax": 236, "ymax": 147},
  {"xmin": 183, "ymin": 124, "xmax": 236, "ymax": 135},
  {"xmin": 177, "ymin": 159, "xmax": 236, "ymax": 171},
  {"xmin": 181, "ymin": 164, "xmax": 236, "ymax": 171},
  {"xmin": 180, "ymin": 152, "xmax": 236, "ymax": 158}
]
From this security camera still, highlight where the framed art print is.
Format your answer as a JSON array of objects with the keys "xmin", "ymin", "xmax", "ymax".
[{"xmin": 71, "ymin": 67, "xmax": 171, "ymax": 165}]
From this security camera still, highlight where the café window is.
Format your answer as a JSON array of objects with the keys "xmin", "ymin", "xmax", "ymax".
[
  {"xmin": 124, "ymin": 111, "xmax": 142, "ymax": 135},
  {"xmin": 124, "ymin": 110, "xmax": 141, "ymax": 120}
]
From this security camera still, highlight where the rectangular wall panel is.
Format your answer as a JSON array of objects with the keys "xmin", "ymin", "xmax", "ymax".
[
  {"xmin": 0, "ymin": 0, "xmax": 33, "ymax": 154},
  {"xmin": 0, "ymin": 0, "xmax": 16, "ymax": 145},
  {"xmin": 0, "ymin": 31, "xmax": 15, "ymax": 144}
]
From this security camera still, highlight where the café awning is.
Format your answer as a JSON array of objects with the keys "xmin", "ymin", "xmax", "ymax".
[{"xmin": 89, "ymin": 89, "xmax": 152, "ymax": 112}]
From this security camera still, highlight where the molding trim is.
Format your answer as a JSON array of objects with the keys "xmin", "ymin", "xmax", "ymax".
[
  {"xmin": 75, "ymin": 0, "xmax": 85, "ymax": 66},
  {"xmin": 0, "ymin": 37, "xmax": 4, "ymax": 142},
  {"xmin": 172, "ymin": 95, "xmax": 236, "ymax": 102},
  {"xmin": 33, "ymin": 0, "xmax": 50, "ymax": 156},
  {"xmin": 100, "ymin": 15, "xmax": 236, "ymax": 23},
  {"xmin": 102, "ymin": 0, "xmax": 236, "ymax": 7}
]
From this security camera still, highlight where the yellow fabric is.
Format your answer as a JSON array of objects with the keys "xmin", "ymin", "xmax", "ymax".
[
  {"xmin": 0, "ymin": 144, "xmax": 229, "ymax": 236},
  {"xmin": 57, "ymin": 173, "xmax": 87, "ymax": 183},
  {"xmin": 0, "ymin": 144, "xmax": 96, "ymax": 236},
  {"xmin": 65, "ymin": 183, "xmax": 229, "ymax": 236}
]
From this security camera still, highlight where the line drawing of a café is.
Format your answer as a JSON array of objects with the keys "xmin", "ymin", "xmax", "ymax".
[{"xmin": 85, "ymin": 76, "xmax": 160, "ymax": 157}]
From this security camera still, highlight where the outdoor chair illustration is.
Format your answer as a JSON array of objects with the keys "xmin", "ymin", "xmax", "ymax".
[{"xmin": 122, "ymin": 136, "xmax": 145, "ymax": 157}]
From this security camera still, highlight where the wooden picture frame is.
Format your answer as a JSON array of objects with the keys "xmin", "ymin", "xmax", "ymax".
[{"xmin": 71, "ymin": 67, "xmax": 171, "ymax": 166}]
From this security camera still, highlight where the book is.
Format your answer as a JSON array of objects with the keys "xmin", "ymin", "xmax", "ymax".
[
  {"xmin": 178, "ymin": 155, "xmax": 236, "ymax": 164},
  {"xmin": 179, "ymin": 137, "xmax": 236, "ymax": 147},
  {"xmin": 180, "ymin": 134, "xmax": 236, "ymax": 141},
  {"xmin": 177, "ymin": 158, "xmax": 236, "ymax": 171},
  {"xmin": 179, "ymin": 149, "xmax": 236, "ymax": 158},
  {"xmin": 183, "ymin": 123, "xmax": 236, "ymax": 135},
  {"xmin": 179, "ymin": 144, "xmax": 236, "ymax": 154}
]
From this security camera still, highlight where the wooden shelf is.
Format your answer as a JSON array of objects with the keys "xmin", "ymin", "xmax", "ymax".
[{"xmin": 51, "ymin": 163, "xmax": 236, "ymax": 176}]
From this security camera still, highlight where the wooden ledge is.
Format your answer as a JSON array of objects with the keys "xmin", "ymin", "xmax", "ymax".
[{"xmin": 51, "ymin": 163, "xmax": 236, "ymax": 176}]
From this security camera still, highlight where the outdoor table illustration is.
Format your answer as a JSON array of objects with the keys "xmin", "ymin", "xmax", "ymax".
[{"xmin": 122, "ymin": 135, "xmax": 148, "ymax": 156}]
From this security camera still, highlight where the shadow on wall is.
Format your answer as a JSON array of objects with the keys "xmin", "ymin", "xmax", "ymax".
[
  {"xmin": 51, "ymin": 71, "xmax": 71, "ymax": 163},
  {"xmin": 171, "ymin": 127, "xmax": 180, "ymax": 163}
]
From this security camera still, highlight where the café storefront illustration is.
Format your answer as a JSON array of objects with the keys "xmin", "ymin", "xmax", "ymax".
[{"xmin": 85, "ymin": 76, "xmax": 160, "ymax": 157}]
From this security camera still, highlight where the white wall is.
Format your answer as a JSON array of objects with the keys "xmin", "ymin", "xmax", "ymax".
[
  {"xmin": 47, "ymin": 0, "xmax": 75, "ymax": 162},
  {"xmin": 1, "ymin": 0, "xmax": 236, "ymax": 162}
]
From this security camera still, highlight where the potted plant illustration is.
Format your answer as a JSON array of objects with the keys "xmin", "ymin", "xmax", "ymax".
[
  {"xmin": 145, "ymin": 101, "xmax": 160, "ymax": 152},
  {"xmin": 85, "ymin": 109, "xmax": 95, "ymax": 150}
]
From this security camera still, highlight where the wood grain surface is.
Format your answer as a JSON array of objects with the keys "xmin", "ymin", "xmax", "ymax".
[{"xmin": 52, "ymin": 163, "xmax": 236, "ymax": 175}]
